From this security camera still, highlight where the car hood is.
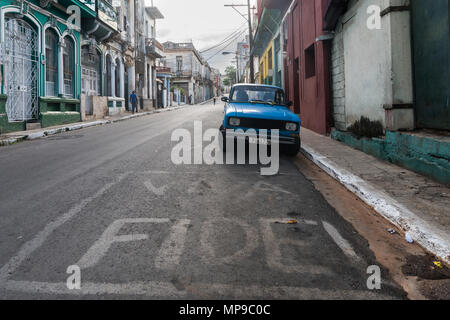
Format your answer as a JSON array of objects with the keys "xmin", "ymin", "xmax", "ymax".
[{"xmin": 227, "ymin": 103, "xmax": 300, "ymax": 123}]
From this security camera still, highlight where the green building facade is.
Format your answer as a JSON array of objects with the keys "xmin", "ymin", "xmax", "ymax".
[{"xmin": 0, "ymin": 0, "xmax": 119, "ymax": 132}]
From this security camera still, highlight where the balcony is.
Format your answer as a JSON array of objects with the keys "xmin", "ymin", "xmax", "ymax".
[
  {"xmin": 174, "ymin": 71, "xmax": 193, "ymax": 78},
  {"xmin": 145, "ymin": 38, "xmax": 164, "ymax": 59},
  {"xmin": 81, "ymin": 0, "xmax": 118, "ymax": 42},
  {"xmin": 97, "ymin": 0, "xmax": 118, "ymax": 31}
]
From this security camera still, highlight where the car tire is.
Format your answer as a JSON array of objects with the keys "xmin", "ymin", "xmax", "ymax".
[
  {"xmin": 219, "ymin": 125, "xmax": 226, "ymax": 152},
  {"xmin": 284, "ymin": 137, "xmax": 301, "ymax": 157}
]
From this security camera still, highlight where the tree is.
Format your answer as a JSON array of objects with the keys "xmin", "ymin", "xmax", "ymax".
[{"xmin": 224, "ymin": 65, "xmax": 237, "ymax": 86}]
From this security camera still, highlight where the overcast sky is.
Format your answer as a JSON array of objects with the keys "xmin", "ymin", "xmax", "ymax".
[{"xmin": 145, "ymin": 0, "xmax": 256, "ymax": 74}]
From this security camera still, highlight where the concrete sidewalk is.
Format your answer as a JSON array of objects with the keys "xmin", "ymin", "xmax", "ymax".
[
  {"xmin": 300, "ymin": 127, "xmax": 450, "ymax": 264},
  {"xmin": 0, "ymin": 104, "xmax": 190, "ymax": 146}
]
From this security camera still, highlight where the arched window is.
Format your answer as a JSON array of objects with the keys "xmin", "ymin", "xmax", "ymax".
[
  {"xmin": 81, "ymin": 45, "xmax": 101, "ymax": 96},
  {"xmin": 63, "ymin": 36, "xmax": 75, "ymax": 97},
  {"xmin": 45, "ymin": 28, "xmax": 58, "ymax": 96}
]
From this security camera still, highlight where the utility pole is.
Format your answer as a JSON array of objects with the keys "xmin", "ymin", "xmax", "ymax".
[
  {"xmin": 246, "ymin": 0, "xmax": 255, "ymax": 84},
  {"xmin": 224, "ymin": 1, "xmax": 255, "ymax": 84},
  {"xmin": 235, "ymin": 56, "xmax": 239, "ymax": 83}
]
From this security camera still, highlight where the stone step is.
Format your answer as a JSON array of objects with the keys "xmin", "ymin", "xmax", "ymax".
[{"xmin": 26, "ymin": 122, "xmax": 42, "ymax": 131}]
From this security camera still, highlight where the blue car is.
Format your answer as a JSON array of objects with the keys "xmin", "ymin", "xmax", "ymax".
[{"xmin": 220, "ymin": 84, "xmax": 301, "ymax": 156}]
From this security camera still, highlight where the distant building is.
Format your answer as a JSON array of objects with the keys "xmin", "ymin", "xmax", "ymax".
[{"xmin": 162, "ymin": 42, "xmax": 213, "ymax": 104}]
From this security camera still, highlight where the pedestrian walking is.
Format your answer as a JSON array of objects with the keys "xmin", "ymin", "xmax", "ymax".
[
  {"xmin": 130, "ymin": 91, "xmax": 138, "ymax": 114},
  {"xmin": 213, "ymin": 97, "xmax": 216, "ymax": 105}
]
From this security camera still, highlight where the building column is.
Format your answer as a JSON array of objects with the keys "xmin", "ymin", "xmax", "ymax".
[
  {"xmin": 119, "ymin": 61, "xmax": 125, "ymax": 98},
  {"xmin": 167, "ymin": 78, "xmax": 171, "ymax": 107},
  {"xmin": 58, "ymin": 40, "xmax": 65, "ymax": 96}
]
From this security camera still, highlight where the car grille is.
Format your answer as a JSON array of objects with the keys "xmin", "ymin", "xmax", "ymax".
[{"xmin": 234, "ymin": 118, "xmax": 289, "ymax": 130}]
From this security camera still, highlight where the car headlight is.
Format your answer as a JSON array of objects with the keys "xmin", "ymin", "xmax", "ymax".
[
  {"xmin": 286, "ymin": 122, "xmax": 298, "ymax": 131},
  {"xmin": 229, "ymin": 117, "xmax": 240, "ymax": 126}
]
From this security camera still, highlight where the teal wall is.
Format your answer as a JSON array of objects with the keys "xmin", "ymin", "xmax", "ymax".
[
  {"xmin": 0, "ymin": 1, "xmax": 82, "ymax": 130},
  {"xmin": 332, "ymin": 130, "xmax": 450, "ymax": 186}
]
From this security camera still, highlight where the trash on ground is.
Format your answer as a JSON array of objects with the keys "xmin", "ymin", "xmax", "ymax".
[
  {"xmin": 405, "ymin": 232, "xmax": 414, "ymax": 243},
  {"xmin": 275, "ymin": 220, "xmax": 298, "ymax": 224},
  {"xmin": 433, "ymin": 261, "xmax": 443, "ymax": 269},
  {"xmin": 387, "ymin": 228, "xmax": 397, "ymax": 235}
]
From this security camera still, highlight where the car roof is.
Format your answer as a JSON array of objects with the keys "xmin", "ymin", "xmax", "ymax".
[{"xmin": 231, "ymin": 83, "xmax": 282, "ymax": 90}]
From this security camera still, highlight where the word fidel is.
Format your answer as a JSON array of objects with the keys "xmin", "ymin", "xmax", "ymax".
[{"xmin": 171, "ymin": 121, "xmax": 280, "ymax": 176}]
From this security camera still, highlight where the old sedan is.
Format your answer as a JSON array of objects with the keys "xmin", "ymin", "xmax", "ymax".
[{"xmin": 220, "ymin": 84, "xmax": 301, "ymax": 156}]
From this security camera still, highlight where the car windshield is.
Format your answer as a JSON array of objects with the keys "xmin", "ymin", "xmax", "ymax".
[{"xmin": 230, "ymin": 86, "xmax": 286, "ymax": 105}]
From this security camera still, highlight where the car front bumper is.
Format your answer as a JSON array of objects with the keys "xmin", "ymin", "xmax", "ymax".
[{"xmin": 220, "ymin": 128, "xmax": 300, "ymax": 146}]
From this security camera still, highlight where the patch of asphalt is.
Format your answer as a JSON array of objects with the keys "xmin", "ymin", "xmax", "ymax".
[
  {"xmin": 0, "ymin": 104, "xmax": 407, "ymax": 299},
  {"xmin": 0, "ymin": 104, "xmax": 192, "ymax": 147}
]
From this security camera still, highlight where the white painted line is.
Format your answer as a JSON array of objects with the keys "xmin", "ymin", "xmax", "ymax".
[
  {"xmin": 77, "ymin": 218, "xmax": 170, "ymax": 269},
  {"xmin": 1, "ymin": 280, "xmax": 394, "ymax": 299},
  {"xmin": 301, "ymin": 144, "xmax": 450, "ymax": 264},
  {"xmin": 2, "ymin": 280, "xmax": 185, "ymax": 298},
  {"xmin": 260, "ymin": 219, "xmax": 332, "ymax": 274},
  {"xmin": 0, "ymin": 173, "xmax": 130, "ymax": 283},
  {"xmin": 322, "ymin": 221, "xmax": 361, "ymax": 262},
  {"xmin": 143, "ymin": 179, "xmax": 168, "ymax": 196},
  {"xmin": 155, "ymin": 219, "xmax": 191, "ymax": 270}
]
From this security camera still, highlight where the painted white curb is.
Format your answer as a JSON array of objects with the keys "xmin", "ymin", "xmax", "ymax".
[{"xmin": 301, "ymin": 144, "xmax": 450, "ymax": 264}]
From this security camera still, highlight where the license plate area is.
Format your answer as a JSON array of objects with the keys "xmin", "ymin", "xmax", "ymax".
[{"xmin": 249, "ymin": 137, "xmax": 270, "ymax": 145}]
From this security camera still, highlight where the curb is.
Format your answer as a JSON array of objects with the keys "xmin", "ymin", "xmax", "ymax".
[
  {"xmin": 0, "ymin": 104, "xmax": 191, "ymax": 147},
  {"xmin": 300, "ymin": 144, "xmax": 450, "ymax": 264}
]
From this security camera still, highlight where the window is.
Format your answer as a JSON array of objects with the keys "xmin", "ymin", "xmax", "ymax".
[
  {"xmin": 81, "ymin": 45, "xmax": 101, "ymax": 96},
  {"xmin": 63, "ymin": 37, "xmax": 74, "ymax": 97},
  {"xmin": 115, "ymin": 58, "xmax": 121, "ymax": 97},
  {"xmin": 106, "ymin": 55, "xmax": 112, "ymax": 96},
  {"xmin": 176, "ymin": 56, "xmax": 183, "ymax": 73},
  {"xmin": 231, "ymin": 86, "xmax": 286, "ymax": 106},
  {"xmin": 45, "ymin": 28, "xmax": 58, "ymax": 96},
  {"xmin": 305, "ymin": 44, "xmax": 315, "ymax": 78}
]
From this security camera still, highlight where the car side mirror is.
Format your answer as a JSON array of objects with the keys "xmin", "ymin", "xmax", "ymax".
[
  {"xmin": 286, "ymin": 101, "xmax": 293, "ymax": 107},
  {"xmin": 221, "ymin": 97, "xmax": 229, "ymax": 103}
]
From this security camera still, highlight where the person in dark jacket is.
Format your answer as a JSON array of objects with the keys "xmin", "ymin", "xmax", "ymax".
[{"xmin": 130, "ymin": 91, "xmax": 138, "ymax": 114}]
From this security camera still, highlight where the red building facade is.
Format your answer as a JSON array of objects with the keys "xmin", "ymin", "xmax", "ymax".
[{"xmin": 285, "ymin": 0, "xmax": 332, "ymax": 135}]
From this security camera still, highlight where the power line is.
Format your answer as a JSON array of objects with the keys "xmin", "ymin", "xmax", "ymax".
[
  {"xmin": 199, "ymin": 22, "xmax": 247, "ymax": 54},
  {"xmin": 205, "ymin": 29, "xmax": 246, "ymax": 62}
]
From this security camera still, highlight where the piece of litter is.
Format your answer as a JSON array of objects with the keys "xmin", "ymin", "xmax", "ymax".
[
  {"xmin": 405, "ymin": 233, "xmax": 414, "ymax": 243},
  {"xmin": 275, "ymin": 220, "xmax": 298, "ymax": 225},
  {"xmin": 387, "ymin": 229, "xmax": 397, "ymax": 235},
  {"xmin": 433, "ymin": 261, "xmax": 443, "ymax": 269}
]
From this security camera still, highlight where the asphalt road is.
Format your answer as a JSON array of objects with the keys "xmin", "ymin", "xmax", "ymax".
[{"xmin": 0, "ymin": 102, "xmax": 406, "ymax": 299}]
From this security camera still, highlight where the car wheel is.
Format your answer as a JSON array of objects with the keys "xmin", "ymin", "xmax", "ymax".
[
  {"xmin": 219, "ymin": 125, "xmax": 226, "ymax": 152},
  {"xmin": 284, "ymin": 137, "xmax": 301, "ymax": 157}
]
